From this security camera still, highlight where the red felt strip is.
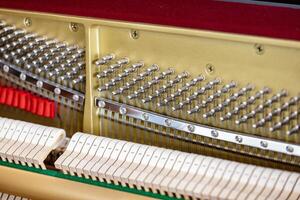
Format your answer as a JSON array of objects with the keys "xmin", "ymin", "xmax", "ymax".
[
  {"xmin": 0, "ymin": 85, "xmax": 56, "ymax": 118},
  {"xmin": 0, "ymin": 0, "xmax": 299, "ymax": 41}
]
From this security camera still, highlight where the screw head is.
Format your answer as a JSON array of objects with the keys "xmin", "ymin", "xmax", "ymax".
[
  {"xmin": 260, "ymin": 141, "xmax": 268, "ymax": 148},
  {"xmin": 165, "ymin": 119, "xmax": 172, "ymax": 126},
  {"xmin": 254, "ymin": 44, "xmax": 264, "ymax": 55},
  {"xmin": 211, "ymin": 129, "xmax": 219, "ymax": 137},
  {"xmin": 130, "ymin": 30, "xmax": 139, "ymax": 39},
  {"xmin": 3, "ymin": 65, "xmax": 9, "ymax": 72},
  {"xmin": 286, "ymin": 146, "xmax": 294, "ymax": 153},
  {"xmin": 205, "ymin": 64, "xmax": 214, "ymax": 75},
  {"xmin": 235, "ymin": 135, "xmax": 243, "ymax": 143},
  {"xmin": 20, "ymin": 73, "xmax": 26, "ymax": 81},
  {"xmin": 119, "ymin": 106, "xmax": 127, "ymax": 115},
  {"xmin": 97, "ymin": 100, "xmax": 106, "ymax": 108},
  {"xmin": 24, "ymin": 17, "xmax": 32, "ymax": 27},
  {"xmin": 187, "ymin": 124, "xmax": 195, "ymax": 132},
  {"xmin": 142, "ymin": 113, "xmax": 149, "ymax": 121},
  {"xmin": 70, "ymin": 22, "xmax": 79, "ymax": 32},
  {"xmin": 54, "ymin": 87, "xmax": 61, "ymax": 95},
  {"xmin": 72, "ymin": 94, "xmax": 79, "ymax": 102},
  {"xmin": 36, "ymin": 80, "xmax": 43, "ymax": 88}
]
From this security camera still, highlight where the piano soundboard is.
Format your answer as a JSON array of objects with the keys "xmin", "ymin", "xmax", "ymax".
[{"xmin": 0, "ymin": 2, "xmax": 300, "ymax": 200}]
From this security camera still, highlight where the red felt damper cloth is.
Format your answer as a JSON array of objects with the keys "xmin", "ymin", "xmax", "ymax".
[
  {"xmin": 0, "ymin": 85, "xmax": 56, "ymax": 119},
  {"xmin": 0, "ymin": 0, "xmax": 299, "ymax": 41}
]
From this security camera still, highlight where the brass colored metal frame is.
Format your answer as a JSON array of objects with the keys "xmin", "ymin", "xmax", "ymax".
[
  {"xmin": 0, "ymin": 8, "xmax": 299, "ymax": 134},
  {"xmin": 0, "ymin": 7, "xmax": 300, "ymax": 199}
]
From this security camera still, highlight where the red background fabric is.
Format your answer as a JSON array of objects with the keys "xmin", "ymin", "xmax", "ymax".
[{"xmin": 0, "ymin": 0, "xmax": 300, "ymax": 41}]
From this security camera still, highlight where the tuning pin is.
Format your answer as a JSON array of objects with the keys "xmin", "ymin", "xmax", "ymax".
[
  {"xmin": 236, "ymin": 105, "xmax": 264, "ymax": 125},
  {"xmin": 220, "ymin": 112, "xmax": 233, "ymax": 121},
  {"xmin": 144, "ymin": 71, "xmax": 189, "ymax": 103},
  {"xmin": 116, "ymin": 57, "xmax": 129, "ymax": 65},
  {"xmin": 0, "ymin": 26, "xmax": 15, "ymax": 37},
  {"xmin": 112, "ymin": 85, "xmax": 129, "ymax": 95},
  {"xmin": 72, "ymin": 61, "xmax": 85, "ymax": 72},
  {"xmin": 124, "ymin": 62, "xmax": 144, "ymax": 73},
  {"xmin": 220, "ymin": 87, "xmax": 269, "ymax": 121},
  {"xmin": 172, "ymin": 79, "xmax": 213, "ymax": 111},
  {"xmin": 203, "ymin": 109, "xmax": 217, "ymax": 118},
  {"xmin": 264, "ymin": 89, "xmax": 287, "ymax": 106},
  {"xmin": 48, "ymin": 66, "xmax": 66, "ymax": 77},
  {"xmin": 54, "ymin": 42, "xmax": 67, "ymax": 50},
  {"xmin": 142, "ymin": 95, "xmax": 157, "ymax": 103},
  {"xmin": 135, "ymin": 65, "xmax": 157, "ymax": 79},
  {"xmin": 129, "ymin": 79, "xmax": 159, "ymax": 99},
  {"xmin": 253, "ymin": 96, "xmax": 300, "ymax": 128},
  {"xmin": 59, "ymin": 73, "xmax": 74, "ymax": 81},
  {"xmin": 217, "ymin": 81, "xmax": 236, "ymax": 94},
  {"xmin": 36, "ymin": 63, "xmax": 53, "ymax": 73},
  {"xmin": 94, "ymin": 54, "xmax": 115, "ymax": 66},
  {"xmin": 98, "ymin": 77, "xmax": 123, "ymax": 92},
  {"xmin": 75, "ymin": 48, "xmax": 85, "ymax": 55},
  {"xmin": 168, "ymin": 75, "xmax": 204, "ymax": 101},
  {"xmin": 154, "ymin": 68, "xmax": 174, "ymax": 81},
  {"xmin": 208, "ymin": 78, "xmax": 221, "ymax": 86},
  {"xmin": 286, "ymin": 125, "xmax": 300, "ymax": 135},
  {"xmin": 159, "ymin": 76, "xmax": 200, "ymax": 106},
  {"xmin": 97, "ymin": 64, "xmax": 118, "ymax": 78},
  {"xmin": 270, "ymin": 110, "xmax": 299, "ymax": 132},
  {"xmin": 188, "ymin": 82, "xmax": 235, "ymax": 115},
  {"xmin": 129, "ymin": 68, "xmax": 173, "ymax": 99},
  {"xmin": 112, "ymin": 65, "xmax": 157, "ymax": 95},
  {"xmin": 0, "ymin": 29, "xmax": 25, "ymax": 45},
  {"xmin": 117, "ymin": 62, "xmax": 144, "ymax": 79},
  {"xmin": 207, "ymin": 84, "xmax": 253, "ymax": 119},
  {"xmin": 162, "ymin": 75, "xmax": 204, "ymax": 106},
  {"xmin": 44, "ymin": 39, "xmax": 57, "ymax": 47},
  {"xmin": 187, "ymin": 106, "xmax": 201, "ymax": 115},
  {"xmin": 72, "ymin": 74, "xmax": 86, "ymax": 85},
  {"xmin": 0, "ymin": 20, "xmax": 6, "ymax": 28},
  {"xmin": 97, "ymin": 58, "xmax": 130, "ymax": 78}
]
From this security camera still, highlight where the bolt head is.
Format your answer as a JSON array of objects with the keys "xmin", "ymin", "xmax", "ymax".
[
  {"xmin": 260, "ymin": 141, "xmax": 268, "ymax": 148},
  {"xmin": 24, "ymin": 17, "xmax": 32, "ymax": 27},
  {"xmin": 20, "ymin": 73, "xmax": 26, "ymax": 81},
  {"xmin": 119, "ymin": 106, "xmax": 127, "ymax": 115},
  {"xmin": 286, "ymin": 146, "xmax": 294, "ymax": 153},
  {"xmin": 205, "ymin": 64, "xmax": 215, "ymax": 75},
  {"xmin": 130, "ymin": 30, "xmax": 139, "ymax": 39},
  {"xmin": 97, "ymin": 100, "xmax": 106, "ymax": 108},
  {"xmin": 165, "ymin": 119, "xmax": 172, "ymax": 126},
  {"xmin": 254, "ymin": 43, "xmax": 264, "ymax": 55},
  {"xmin": 211, "ymin": 129, "xmax": 218, "ymax": 137},
  {"xmin": 142, "ymin": 113, "xmax": 149, "ymax": 121},
  {"xmin": 36, "ymin": 80, "xmax": 43, "ymax": 88},
  {"xmin": 54, "ymin": 87, "xmax": 61, "ymax": 95},
  {"xmin": 187, "ymin": 124, "xmax": 195, "ymax": 132},
  {"xmin": 235, "ymin": 135, "xmax": 243, "ymax": 143},
  {"xmin": 70, "ymin": 22, "xmax": 79, "ymax": 32},
  {"xmin": 3, "ymin": 65, "xmax": 9, "ymax": 72},
  {"xmin": 72, "ymin": 95, "xmax": 79, "ymax": 102}
]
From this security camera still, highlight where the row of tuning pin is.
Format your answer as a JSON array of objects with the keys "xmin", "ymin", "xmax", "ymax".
[
  {"xmin": 95, "ymin": 54, "xmax": 200, "ymax": 102},
  {"xmin": 95, "ymin": 54, "xmax": 300, "ymax": 135},
  {"xmin": 0, "ymin": 20, "xmax": 86, "ymax": 92}
]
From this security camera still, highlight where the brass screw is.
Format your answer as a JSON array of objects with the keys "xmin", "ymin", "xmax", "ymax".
[
  {"xmin": 205, "ymin": 64, "xmax": 215, "ymax": 75},
  {"xmin": 130, "ymin": 30, "xmax": 139, "ymax": 39},
  {"xmin": 70, "ymin": 22, "xmax": 79, "ymax": 32},
  {"xmin": 254, "ymin": 44, "xmax": 264, "ymax": 55},
  {"xmin": 24, "ymin": 17, "xmax": 32, "ymax": 27}
]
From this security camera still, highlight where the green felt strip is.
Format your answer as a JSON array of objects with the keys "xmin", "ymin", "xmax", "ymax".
[{"xmin": 0, "ymin": 160, "xmax": 181, "ymax": 200}]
